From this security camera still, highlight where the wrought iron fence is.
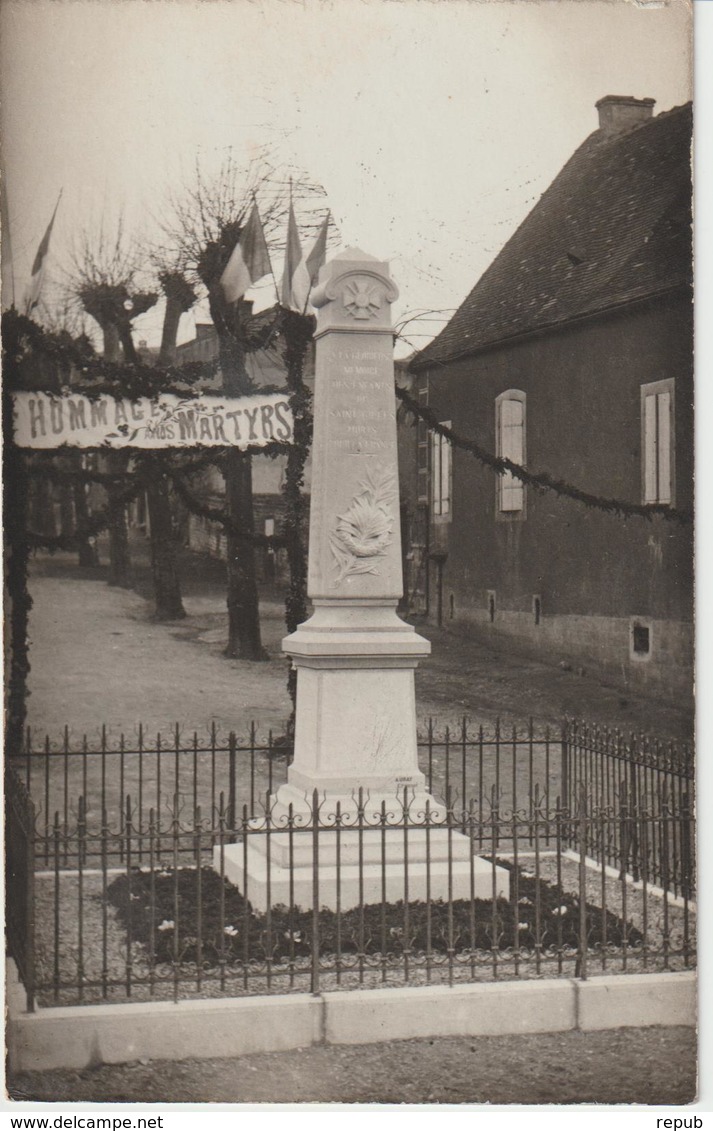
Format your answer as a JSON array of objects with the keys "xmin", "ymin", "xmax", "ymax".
[
  {"xmin": 561, "ymin": 719, "xmax": 694, "ymax": 816},
  {"xmin": 12, "ymin": 717, "xmax": 561, "ymax": 857},
  {"xmin": 7, "ymin": 779, "xmax": 694, "ymax": 1011},
  {"xmin": 561, "ymin": 720, "xmax": 695, "ymax": 895}
]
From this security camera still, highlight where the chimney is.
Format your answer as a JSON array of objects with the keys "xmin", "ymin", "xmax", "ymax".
[{"xmin": 595, "ymin": 95, "xmax": 655, "ymax": 136}]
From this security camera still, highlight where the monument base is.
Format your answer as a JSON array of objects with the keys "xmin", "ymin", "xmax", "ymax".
[{"xmin": 215, "ymin": 827, "xmax": 510, "ymax": 912}]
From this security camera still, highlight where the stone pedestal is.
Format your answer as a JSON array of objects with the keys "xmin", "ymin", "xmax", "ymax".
[
  {"xmin": 217, "ymin": 249, "xmax": 508, "ymax": 910},
  {"xmin": 221, "ymin": 828, "xmax": 508, "ymax": 912}
]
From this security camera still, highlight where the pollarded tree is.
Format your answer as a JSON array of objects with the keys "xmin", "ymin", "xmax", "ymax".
[
  {"xmin": 161, "ymin": 155, "xmax": 330, "ymax": 661},
  {"xmin": 160, "ymin": 156, "xmax": 280, "ymax": 659},
  {"xmin": 142, "ymin": 269, "xmax": 198, "ymax": 620},
  {"xmin": 70, "ymin": 222, "xmax": 157, "ymax": 587}
]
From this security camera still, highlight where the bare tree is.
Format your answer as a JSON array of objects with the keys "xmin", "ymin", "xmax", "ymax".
[
  {"xmin": 36, "ymin": 297, "xmax": 100, "ymax": 565},
  {"xmin": 69, "ymin": 220, "xmax": 157, "ymax": 587},
  {"xmin": 160, "ymin": 154, "xmax": 329, "ymax": 660},
  {"xmin": 160, "ymin": 156, "xmax": 277, "ymax": 660},
  {"xmin": 143, "ymin": 269, "xmax": 198, "ymax": 620}
]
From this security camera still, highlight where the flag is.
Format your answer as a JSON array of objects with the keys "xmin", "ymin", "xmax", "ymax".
[
  {"xmin": 290, "ymin": 212, "xmax": 330, "ymax": 313},
  {"xmin": 219, "ymin": 202, "xmax": 271, "ymax": 305},
  {"xmin": 1, "ymin": 177, "xmax": 15, "ymax": 310},
  {"xmin": 24, "ymin": 192, "xmax": 62, "ymax": 316},
  {"xmin": 280, "ymin": 200, "xmax": 303, "ymax": 311}
]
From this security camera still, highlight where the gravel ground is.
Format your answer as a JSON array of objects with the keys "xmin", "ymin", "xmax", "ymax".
[
  {"xmin": 25, "ymin": 544, "xmax": 694, "ymax": 742},
  {"xmin": 7, "ymin": 1027, "xmax": 697, "ymax": 1105}
]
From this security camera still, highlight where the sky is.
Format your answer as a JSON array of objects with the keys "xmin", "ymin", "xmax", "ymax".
[{"xmin": 0, "ymin": 0, "xmax": 693, "ymax": 356}]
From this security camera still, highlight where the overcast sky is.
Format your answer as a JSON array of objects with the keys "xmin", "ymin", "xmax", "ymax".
[{"xmin": 0, "ymin": 0, "xmax": 692, "ymax": 354}]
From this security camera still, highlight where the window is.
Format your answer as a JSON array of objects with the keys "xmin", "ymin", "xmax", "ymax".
[
  {"xmin": 641, "ymin": 380, "xmax": 675, "ymax": 505},
  {"xmin": 431, "ymin": 423, "xmax": 452, "ymax": 518},
  {"xmin": 630, "ymin": 618, "xmax": 652, "ymax": 662},
  {"xmin": 417, "ymin": 381, "xmax": 430, "ymax": 504},
  {"xmin": 487, "ymin": 590, "xmax": 496, "ymax": 622},
  {"xmin": 496, "ymin": 391, "xmax": 526, "ymax": 514},
  {"xmin": 533, "ymin": 595, "xmax": 541, "ymax": 625}
]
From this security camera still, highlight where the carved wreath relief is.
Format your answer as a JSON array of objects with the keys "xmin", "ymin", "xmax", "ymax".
[{"xmin": 329, "ymin": 464, "xmax": 397, "ymax": 585}]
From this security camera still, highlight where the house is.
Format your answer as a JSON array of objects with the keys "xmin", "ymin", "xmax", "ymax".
[
  {"xmin": 406, "ymin": 96, "xmax": 693, "ymax": 701},
  {"xmin": 176, "ymin": 312, "xmax": 315, "ymax": 580}
]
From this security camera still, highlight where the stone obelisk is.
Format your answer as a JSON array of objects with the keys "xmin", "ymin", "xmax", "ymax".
[{"xmin": 219, "ymin": 249, "xmax": 508, "ymax": 909}]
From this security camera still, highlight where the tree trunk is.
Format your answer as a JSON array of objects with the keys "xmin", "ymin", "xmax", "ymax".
[
  {"xmin": 209, "ymin": 291, "xmax": 265, "ymax": 660},
  {"xmin": 29, "ymin": 474, "xmax": 57, "ymax": 538},
  {"xmin": 224, "ymin": 448, "xmax": 264, "ymax": 658},
  {"xmin": 102, "ymin": 323, "xmax": 132, "ymax": 587},
  {"xmin": 58, "ymin": 482, "xmax": 74, "ymax": 540},
  {"xmin": 138, "ymin": 290, "xmax": 190, "ymax": 619},
  {"xmin": 106, "ymin": 449, "xmax": 132, "ymax": 587},
  {"xmin": 71, "ymin": 454, "xmax": 99, "ymax": 567},
  {"xmin": 146, "ymin": 476, "xmax": 186, "ymax": 619}
]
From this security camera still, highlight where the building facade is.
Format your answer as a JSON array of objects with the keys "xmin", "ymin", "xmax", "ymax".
[
  {"xmin": 176, "ymin": 315, "xmax": 315, "ymax": 582},
  {"xmin": 407, "ymin": 97, "xmax": 693, "ymax": 702}
]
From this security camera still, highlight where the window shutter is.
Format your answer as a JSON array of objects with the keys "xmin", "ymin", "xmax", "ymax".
[{"xmin": 498, "ymin": 396, "xmax": 524, "ymax": 512}]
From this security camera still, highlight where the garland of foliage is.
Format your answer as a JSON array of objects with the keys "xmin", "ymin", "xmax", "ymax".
[
  {"xmin": 395, "ymin": 384, "xmax": 692, "ymax": 525},
  {"xmin": 23, "ymin": 450, "xmax": 289, "ymax": 551},
  {"xmin": 280, "ymin": 310, "xmax": 315, "ymax": 712},
  {"xmin": 3, "ymin": 393, "xmax": 33, "ymax": 756},
  {"xmin": 2, "ymin": 309, "xmax": 287, "ymax": 400},
  {"xmin": 26, "ymin": 461, "xmax": 153, "ymax": 551},
  {"xmin": 161, "ymin": 462, "xmax": 288, "ymax": 549}
]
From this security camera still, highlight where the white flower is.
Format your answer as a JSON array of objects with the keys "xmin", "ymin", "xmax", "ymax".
[
  {"xmin": 157, "ymin": 919, "xmax": 174, "ymax": 931},
  {"xmin": 553, "ymin": 905, "xmax": 569, "ymax": 916},
  {"xmin": 224, "ymin": 925, "xmax": 239, "ymax": 937}
]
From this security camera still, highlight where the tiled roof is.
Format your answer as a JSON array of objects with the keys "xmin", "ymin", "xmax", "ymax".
[{"xmin": 412, "ymin": 102, "xmax": 692, "ymax": 370}]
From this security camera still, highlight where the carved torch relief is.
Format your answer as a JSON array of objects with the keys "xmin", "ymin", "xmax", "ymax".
[{"xmin": 329, "ymin": 465, "xmax": 397, "ymax": 586}]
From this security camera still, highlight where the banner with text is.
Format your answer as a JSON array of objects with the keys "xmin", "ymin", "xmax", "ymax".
[{"xmin": 12, "ymin": 391, "xmax": 294, "ymax": 450}]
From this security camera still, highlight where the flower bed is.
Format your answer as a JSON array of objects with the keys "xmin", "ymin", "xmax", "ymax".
[{"xmin": 106, "ymin": 861, "xmax": 641, "ymax": 968}]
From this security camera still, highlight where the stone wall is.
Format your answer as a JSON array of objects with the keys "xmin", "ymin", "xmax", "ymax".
[{"xmin": 454, "ymin": 606, "xmax": 693, "ymax": 703}]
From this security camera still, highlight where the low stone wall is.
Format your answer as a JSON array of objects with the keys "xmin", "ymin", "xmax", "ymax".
[{"xmin": 7, "ymin": 960, "xmax": 696, "ymax": 1073}]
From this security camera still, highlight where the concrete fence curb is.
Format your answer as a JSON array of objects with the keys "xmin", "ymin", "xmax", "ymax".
[{"xmin": 6, "ymin": 961, "xmax": 696, "ymax": 1074}]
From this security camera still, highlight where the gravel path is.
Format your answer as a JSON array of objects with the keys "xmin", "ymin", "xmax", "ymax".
[
  {"xmin": 25, "ymin": 547, "xmax": 694, "ymax": 742},
  {"xmin": 8, "ymin": 1027, "xmax": 697, "ymax": 1104}
]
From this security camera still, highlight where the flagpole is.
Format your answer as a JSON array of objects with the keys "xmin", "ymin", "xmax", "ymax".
[
  {"xmin": 253, "ymin": 191, "xmax": 280, "ymax": 306},
  {"xmin": 302, "ymin": 211, "xmax": 330, "ymax": 316}
]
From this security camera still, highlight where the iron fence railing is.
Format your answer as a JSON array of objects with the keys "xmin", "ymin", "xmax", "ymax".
[
  {"xmin": 12, "ymin": 718, "xmax": 563, "ymax": 849},
  {"xmin": 9, "ymin": 718, "xmax": 693, "ymax": 886},
  {"xmin": 8, "ymin": 783, "xmax": 694, "ymax": 1011},
  {"xmin": 561, "ymin": 719, "xmax": 694, "ymax": 817}
]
